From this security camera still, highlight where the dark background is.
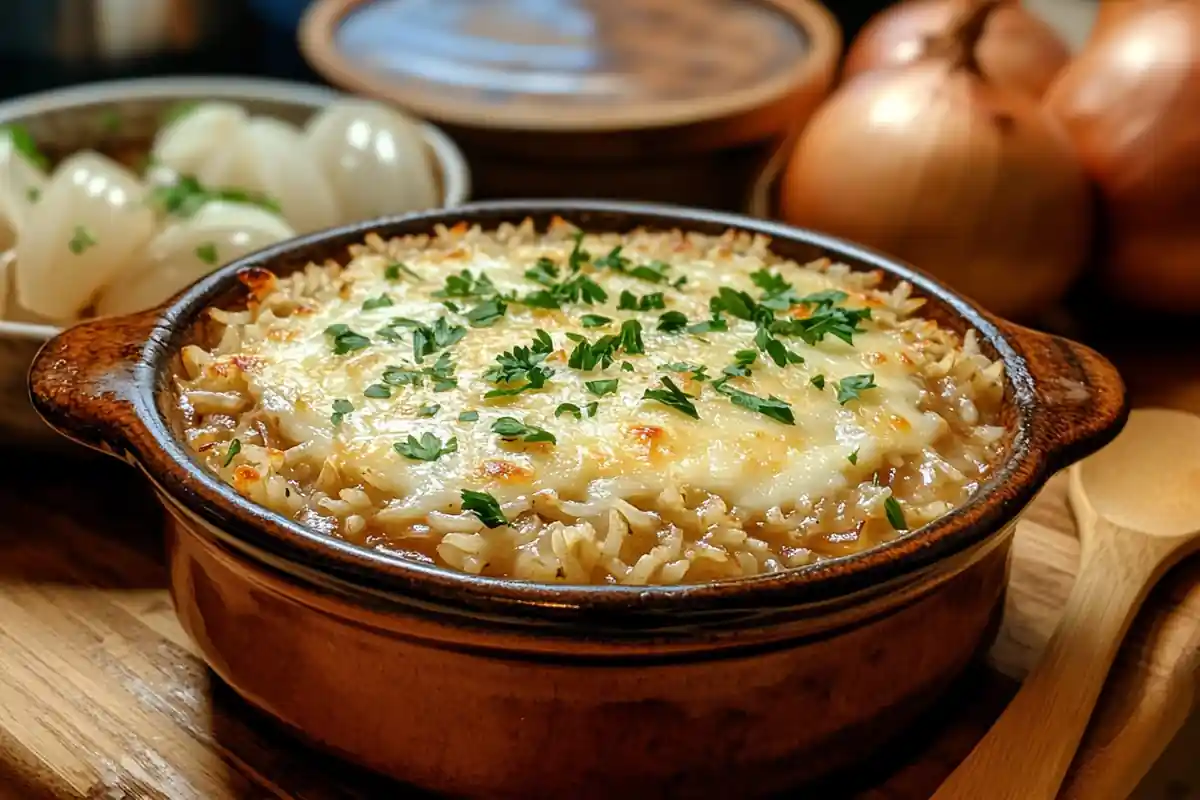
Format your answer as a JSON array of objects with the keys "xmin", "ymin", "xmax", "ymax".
[{"xmin": 0, "ymin": 0, "xmax": 895, "ymax": 101}]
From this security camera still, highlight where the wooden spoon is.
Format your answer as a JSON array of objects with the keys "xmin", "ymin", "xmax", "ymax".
[{"xmin": 933, "ymin": 408, "xmax": 1200, "ymax": 800}]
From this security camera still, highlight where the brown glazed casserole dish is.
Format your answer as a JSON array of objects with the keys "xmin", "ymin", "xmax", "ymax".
[{"xmin": 29, "ymin": 201, "xmax": 1127, "ymax": 799}]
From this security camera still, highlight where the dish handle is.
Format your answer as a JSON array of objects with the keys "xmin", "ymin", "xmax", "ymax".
[
  {"xmin": 1003, "ymin": 322, "xmax": 1130, "ymax": 475},
  {"xmin": 28, "ymin": 309, "xmax": 163, "ymax": 459}
]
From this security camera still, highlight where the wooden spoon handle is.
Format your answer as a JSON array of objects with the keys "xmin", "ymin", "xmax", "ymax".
[{"xmin": 932, "ymin": 522, "xmax": 1178, "ymax": 800}]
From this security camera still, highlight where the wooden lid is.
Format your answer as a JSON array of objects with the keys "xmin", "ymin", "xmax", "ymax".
[{"xmin": 299, "ymin": 0, "xmax": 840, "ymax": 142}]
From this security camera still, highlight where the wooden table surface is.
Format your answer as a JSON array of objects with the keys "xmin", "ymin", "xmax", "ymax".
[{"xmin": 0, "ymin": 339, "xmax": 1198, "ymax": 800}]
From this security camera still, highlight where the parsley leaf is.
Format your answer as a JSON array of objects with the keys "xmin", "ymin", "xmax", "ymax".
[
  {"xmin": 465, "ymin": 297, "xmax": 508, "ymax": 327},
  {"xmin": 723, "ymin": 349, "xmax": 758, "ymax": 378},
  {"xmin": 484, "ymin": 331, "xmax": 554, "ymax": 397},
  {"xmin": 848, "ymin": 448, "xmax": 859, "ymax": 465},
  {"xmin": 525, "ymin": 257, "xmax": 560, "ymax": 286},
  {"xmin": 657, "ymin": 311, "xmax": 689, "ymax": 332},
  {"xmin": 617, "ymin": 320, "xmax": 644, "ymax": 355},
  {"xmin": 884, "ymin": 496, "xmax": 908, "ymax": 530},
  {"xmin": 566, "ymin": 332, "xmax": 618, "ymax": 371},
  {"xmin": 399, "ymin": 316, "xmax": 466, "ymax": 363},
  {"xmin": 581, "ymin": 314, "xmax": 612, "ymax": 328},
  {"xmin": 662, "ymin": 362, "xmax": 710, "ymax": 381},
  {"xmin": 0, "ymin": 124, "xmax": 48, "ymax": 170},
  {"xmin": 621, "ymin": 361, "xmax": 635, "ymax": 372},
  {"xmin": 364, "ymin": 384, "xmax": 391, "ymax": 398},
  {"xmin": 712, "ymin": 379, "xmax": 795, "ymax": 425},
  {"xmin": 593, "ymin": 245, "xmax": 629, "ymax": 271},
  {"xmin": 325, "ymin": 324, "xmax": 371, "ymax": 355},
  {"xmin": 195, "ymin": 242, "xmax": 219, "ymax": 265},
  {"xmin": 836, "ymin": 373, "xmax": 878, "ymax": 405},
  {"xmin": 461, "ymin": 489, "xmax": 509, "ymax": 528},
  {"xmin": 585, "ymin": 379, "xmax": 619, "ymax": 397},
  {"xmin": 642, "ymin": 376, "xmax": 699, "ymax": 419},
  {"xmin": 567, "ymin": 231, "xmax": 590, "ymax": 273},
  {"xmin": 394, "ymin": 433, "xmax": 457, "ymax": 461},
  {"xmin": 755, "ymin": 327, "xmax": 803, "ymax": 367},
  {"xmin": 150, "ymin": 174, "xmax": 280, "ymax": 218},
  {"xmin": 629, "ymin": 260, "xmax": 671, "ymax": 284},
  {"xmin": 555, "ymin": 403, "xmax": 582, "ymax": 419},
  {"xmin": 433, "ymin": 269, "xmax": 495, "ymax": 299},
  {"xmin": 687, "ymin": 314, "xmax": 728, "ymax": 335},
  {"xmin": 362, "ymin": 293, "xmax": 394, "ymax": 311},
  {"xmin": 585, "ymin": 401, "xmax": 599, "ymax": 417},
  {"xmin": 458, "ymin": 410, "xmax": 479, "ymax": 422},
  {"xmin": 68, "ymin": 225, "xmax": 97, "ymax": 255},
  {"xmin": 770, "ymin": 306, "xmax": 872, "ymax": 346},
  {"xmin": 417, "ymin": 403, "xmax": 441, "ymax": 418},
  {"xmin": 810, "ymin": 374, "xmax": 826, "ymax": 390},
  {"xmin": 384, "ymin": 261, "xmax": 419, "ymax": 281},
  {"xmin": 223, "ymin": 438, "xmax": 241, "ymax": 466},
  {"xmin": 330, "ymin": 399, "xmax": 354, "ymax": 426},
  {"xmin": 798, "ymin": 289, "xmax": 850, "ymax": 309},
  {"xmin": 492, "ymin": 416, "xmax": 556, "ymax": 444}
]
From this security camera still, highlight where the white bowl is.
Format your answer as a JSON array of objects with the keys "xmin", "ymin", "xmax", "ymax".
[{"xmin": 0, "ymin": 76, "xmax": 470, "ymax": 449}]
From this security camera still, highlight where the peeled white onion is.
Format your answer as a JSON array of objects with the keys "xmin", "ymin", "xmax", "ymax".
[
  {"xmin": 304, "ymin": 99, "xmax": 439, "ymax": 224},
  {"xmin": 0, "ymin": 132, "xmax": 47, "ymax": 252},
  {"xmin": 94, "ymin": 200, "xmax": 295, "ymax": 316},
  {"xmin": 151, "ymin": 102, "xmax": 248, "ymax": 177},
  {"xmin": 197, "ymin": 117, "xmax": 339, "ymax": 234},
  {"xmin": 15, "ymin": 152, "xmax": 154, "ymax": 320}
]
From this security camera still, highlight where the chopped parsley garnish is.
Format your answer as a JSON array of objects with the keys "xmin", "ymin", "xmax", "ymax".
[
  {"xmin": 520, "ymin": 272, "xmax": 607, "ymax": 309},
  {"xmin": 585, "ymin": 401, "xmax": 599, "ymax": 417},
  {"xmin": 593, "ymin": 245, "xmax": 629, "ymax": 271},
  {"xmin": 770, "ymin": 305, "xmax": 872, "ymax": 346},
  {"xmin": 657, "ymin": 311, "xmax": 689, "ymax": 332},
  {"xmin": 68, "ymin": 225, "xmax": 97, "ymax": 255},
  {"xmin": 755, "ymin": 327, "xmax": 803, "ymax": 368},
  {"xmin": 325, "ymin": 324, "xmax": 371, "ymax": 355},
  {"xmin": 711, "ymin": 287, "xmax": 772, "ymax": 325},
  {"xmin": 458, "ymin": 410, "xmax": 479, "ymax": 422},
  {"xmin": 390, "ymin": 316, "xmax": 465, "ymax": 363},
  {"xmin": 364, "ymin": 384, "xmax": 391, "ymax": 399},
  {"xmin": 585, "ymin": 379, "xmax": 619, "ymax": 397},
  {"xmin": 642, "ymin": 376, "xmax": 699, "ymax": 419},
  {"xmin": 195, "ymin": 242, "xmax": 219, "ymax": 265},
  {"xmin": 723, "ymin": 349, "xmax": 758, "ymax": 378},
  {"xmin": 712, "ymin": 380, "xmax": 795, "ymax": 425},
  {"xmin": 380, "ymin": 352, "xmax": 457, "ymax": 392},
  {"xmin": 581, "ymin": 314, "xmax": 612, "ymax": 328},
  {"xmin": 492, "ymin": 416, "xmax": 556, "ymax": 445},
  {"xmin": 223, "ymin": 438, "xmax": 241, "ymax": 466},
  {"xmin": 884, "ymin": 496, "xmax": 908, "ymax": 530},
  {"xmin": 566, "ymin": 332, "xmax": 619, "ymax": 371},
  {"xmin": 617, "ymin": 290, "xmax": 665, "ymax": 311},
  {"xmin": 375, "ymin": 325, "xmax": 405, "ymax": 344},
  {"xmin": 662, "ymin": 362, "xmax": 710, "ymax": 381},
  {"xmin": 0, "ymin": 124, "xmax": 48, "ymax": 170},
  {"xmin": 836, "ymin": 373, "xmax": 878, "ymax": 405},
  {"xmin": 811, "ymin": 374, "xmax": 826, "ymax": 390},
  {"xmin": 461, "ymin": 489, "xmax": 508, "ymax": 528},
  {"xmin": 687, "ymin": 314, "xmax": 728, "ymax": 335},
  {"xmin": 621, "ymin": 361, "xmax": 635, "ymax": 372},
  {"xmin": 418, "ymin": 403, "xmax": 441, "ymax": 418},
  {"xmin": 330, "ymin": 399, "xmax": 354, "ymax": 426},
  {"xmin": 465, "ymin": 297, "xmax": 508, "ymax": 327},
  {"xmin": 629, "ymin": 260, "xmax": 672, "ymax": 284},
  {"xmin": 26, "ymin": 186, "xmax": 39, "ymax": 203},
  {"xmin": 566, "ymin": 230, "xmax": 590, "ymax": 273},
  {"xmin": 525, "ymin": 258, "xmax": 560, "ymax": 285},
  {"xmin": 362, "ymin": 293, "xmax": 394, "ymax": 311},
  {"xmin": 384, "ymin": 261, "xmax": 419, "ymax": 281},
  {"xmin": 555, "ymin": 403, "xmax": 582, "ymax": 419},
  {"xmin": 484, "ymin": 331, "xmax": 554, "ymax": 397},
  {"xmin": 433, "ymin": 269, "xmax": 495, "ymax": 299},
  {"xmin": 616, "ymin": 319, "xmax": 644, "ymax": 355},
  {"xmin": 394, "ymin": 433, "xmax": 458, "ymax": 462},
  {"xmin": 799, "ymin": 289, "xmax": 851, "ymax": 308},
  {"xmin": 848, "ymin": 448, "xmax": 859, "ymax": 465},
  {"xmin": 150, "ymin": 174, "xmax": 280, "ymax": 218}
]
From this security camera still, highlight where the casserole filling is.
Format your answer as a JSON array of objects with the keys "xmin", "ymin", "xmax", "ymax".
[{"xmin": 175, "ymin": 218, "xmax": 1005, "ymax": 585}]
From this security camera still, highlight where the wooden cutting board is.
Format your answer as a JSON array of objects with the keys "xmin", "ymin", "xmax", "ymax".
[{"xmin": 0, "ymin": 445, "xmax": 1197, "ymax": 800}]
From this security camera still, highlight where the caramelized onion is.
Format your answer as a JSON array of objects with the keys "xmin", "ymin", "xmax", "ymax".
[
  {"xmin": 781, "ymin": 0, "xmax": 1092, "ymax": 320},
  {"xmin": 843, "ymin": 0, "xmax": 1071, "ymax": 98},
  {"xmin": 1045, "ymin": 1, "xmax": 1200, "ymax": 312}
]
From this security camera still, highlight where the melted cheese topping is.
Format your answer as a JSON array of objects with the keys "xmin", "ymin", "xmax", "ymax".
[{"xmin": 177, "ymin": 220, "xmax": 1005, "ymax": 584}]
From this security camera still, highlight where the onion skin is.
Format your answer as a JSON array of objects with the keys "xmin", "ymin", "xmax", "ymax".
[
  {"xmin": 1045, "ymin": 2, "xmax": 1200, "ymax": 312},
  {"xmin": 843, "ymin": 0, "xmax": 1071, "ymax": 98},
  {"xmin": 781, "ymin": 61, "xmax": 1093, "ymax": 320}
]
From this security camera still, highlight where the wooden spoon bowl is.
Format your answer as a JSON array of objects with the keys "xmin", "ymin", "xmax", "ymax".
[{"xmin": 934, "ymin": 408, "xmax": 1200, "ymax": 800}]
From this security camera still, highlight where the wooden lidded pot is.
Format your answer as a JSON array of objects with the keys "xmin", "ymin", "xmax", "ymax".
[{"xmin": 299, "ymin": 0, "xmax": 841, "ymax": 212}]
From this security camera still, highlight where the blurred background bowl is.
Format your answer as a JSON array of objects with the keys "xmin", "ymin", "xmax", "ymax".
[{"xmin": 0, "ymin": 75, "xmax": 470, "ymax": 450}]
